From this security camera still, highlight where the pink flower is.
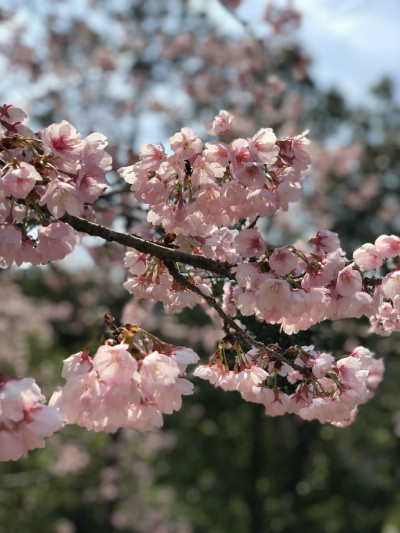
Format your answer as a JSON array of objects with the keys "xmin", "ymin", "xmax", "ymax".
[
  {"xmin": 0, "ymin": 224, "xmax": 21, "ymax": 266},
  {"xmin": 235, "ymin": 229, "xmax": 266, "ymax": 258},
  {"xmin": 191, "ymin": 157, "xmax": 225, "ymax": 187},
  {"xmin": 153, "ymin": 378, "xmax": 194, "ymax": 414},
  {"xmin": 375, "ymin": 234, "xmax": 400, "ymax": 258},
  {"xmin": 75, "ymin": 166, "xmax": 109, "ymax": 203},
  {"xmin": 169, "ymin": 127, "xmax": 202, "ymax": 159},
  {"xmin": 40, "ymin": 120, "xmax": 85, "ymax": 169},
  {"xmin": 39, "ymin": 179, "xmax": 85, "ymax": 218},
  {"xmin": 219, "ymin": 371, "xmax": 237, "ymax": 391},
  {"xmin": 350, "ymin": 347, "xmax": 384, "ymax": 393},
  {"xmin": 168, "ymin": 346, "xmax": 200, "ymax": 373},
  {"xmin": 140, "ymin": 352, "xmax": 181, "ymax": 393},
  {"xmin": 336, "ymin": 292, "xmax": 374, "ymax": 319},
  {"xmin": 275, "ymin": 180, "xmax": 302, "ymax": 210},
  {"xmin": 302, "ymin": 249, "xmax": 345, "ymax": 291},
  {"xmin": 269, "ymin": 247, "xmax": 299, "ymax": 275},
  {"xmin": 37, "ymin": 222, "xmax": 80, "ymax": 262},
  {"xmin": 382, "ymin": 271, "xmax": 400, "ymax": 299},
  {"xmin": 256, "ymin": 278, "xmax": 291, "ymax": 312},
  {"xmin": 118, "ymin": 163, "xmax": 150, "ymax": 192},
  {"xmin": 248, "ymin": 187, "xmax": 277, "ymax": 217},
  {"xmin": 309, "ymin": 230, "xmax": 340, "ymax": 253},
  {"xmin": 336, "ymin": 265, "xmax": 363, "ymax": 296},
  {"xmin": 62, "ymin": 350, "xmax": 93, "ymax": 378},
  {"xmin": 13, "ymin": 238, "xmax": 42, "ymax": 266},
  {"xmin": 193, "ymin": 364, "xmax": 224, "ymax": 385},
  {"xmin": 82, "ymin": 132, "xmax": 113, "ymax": 172},
  {"xmin": 126, "ymin": 403, "xmax": 163, "ymax": 431},
  {"xmin": 0, "ymin": 105, "xmax": 27, "ymax": 131},
  {"xmin": 264, "ymin": 391, "xmax": 291, "ymax": 416},
  {"xmin": 196, "ymin": 186, "xmax": 224, "ymax": 215},
  {"xmin": 298, "ymin": 396, "xmax": 337, "ymax": 424},
  {"xmin": 49, "ymin": 371, "xmax": 104, "ymax": 428},
  {"xmin": 312, "ymin": 353, "xmax": 334, "ymax": 379},
  {"xmin": 0, "ymin": 376, "xmax": 62, "ymax": 461},
  {"xmin": 93, "ymin": 344, "xmax": 138, "ymax": 386},
  {"xmin": 138, "ymin": 143, "xmax": 166, "ymax": 171},
  {"xmin": 0, "ymin": 200, "xmax": 24, "ymax": 224},
  {"xmin": 209, "ymin": 110, "xmax": 233, "ymax": 135},
  {"xmin": 229, "ymin": 139, "xmax": 265, "ymax": 187},
  {"xmin": 52, "ymin": 337, "xmax": 197, "ymax": 434},
  {"xmin": 158, "ymin": 154, "xmax": 186, "ymax": 183},
  {"xmin": 249, "ymin": 128, "xmax": 279, "ymax": 166},
  {"xmin": 279, "ymin": 131, "xmax": 311, "ymax": 172},
  {"xmin": 220, "ymin": 181, "xmax": 252, "ymax": 215},
  {"xmin": 235, "ymin": 367, "xmax": 269, "ymax": 401},
  {"xmin": 2, "ymin": 163, "xmax": 42, "ymax": 199},
  {"xmin": 124, "ymin": 251, "xmax": 149, "ymax": 276},
  {"xmin": 353, "ymin": 243, "xmax": 384, "ymax": 270},
  {"xmin": 204, "ymin": 142, "xmax": 230, "ymax": 167},
  {"xmin": 124, "ymin": 276, "xmax": 152, "ymax": 299}
]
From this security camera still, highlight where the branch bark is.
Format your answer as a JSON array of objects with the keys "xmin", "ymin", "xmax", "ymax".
[
  {"xmin": 61, "ymin": 214, "xmax": 309, "ymax": 374},
  {"xmin": 61, "ymin": 213, "xmax": 235, "ymax": 278}
]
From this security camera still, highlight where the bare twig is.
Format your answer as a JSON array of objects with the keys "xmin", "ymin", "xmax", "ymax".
[{"xmin": 246, "ymin": 216, "xmax": 260, "ymax": 229}]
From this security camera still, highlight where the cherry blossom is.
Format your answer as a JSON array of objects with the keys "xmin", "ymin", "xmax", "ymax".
[
  {"xmin": 209, "ymin": 109, "xmax": 234, "ymax": 135},
  {"xmin": 50, "ymin": 324, "xmax": 200, "ymax": 435},
  {"xmin": 36, "ymin": 223, "xmax": 80, "ymax": 262},
  {"xmin": 40, "ymin": 120, "xmax": 85, "ymax": 170},
  {"xmin": 169, "ymin": 127, "xmax": 203, "ymax": 159},
  {"xmin": 353, "ymin": 243, "xmax": 384, "ymax": 270},
  {"xmin": 0, "ymin": 104, "xmax": 399, "ymax": 460},
  {"xmin": 2, "ymin": 163, "xmax": 42, "ymax": 199},
  {"xmin": 0, "ymin": 375, "xmax": 62, "ymax": 461},
  {"xmin": 234, "ymin": 229, "xmax": 266, "ymax": 259}
]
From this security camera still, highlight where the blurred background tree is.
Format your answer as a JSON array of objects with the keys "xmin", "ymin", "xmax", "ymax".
[{"xmin": 0, "ymin": 1, "xmax": 400, "ymax": 532}]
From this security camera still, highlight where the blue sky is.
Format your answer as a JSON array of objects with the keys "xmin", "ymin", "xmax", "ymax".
[
  {"xmin": 294, "ymin": 0, "xmax": 400, "ymax": 105},
  {"xmin": 193, "ymin": 0, "xmax": 400, "ymax": 106}
]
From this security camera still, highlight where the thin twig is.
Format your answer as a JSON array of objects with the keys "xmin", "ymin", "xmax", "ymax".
[
  {"xmin": 246, "ymin": 216, "xmax": 260, "ymax": 229},
  {"xmin": 165, "ymin": 261, "xmax": 305, "ymax": 373}
]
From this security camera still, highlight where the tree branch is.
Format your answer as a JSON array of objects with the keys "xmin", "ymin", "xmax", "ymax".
[
  {"xmin": 164, "ymin": 261, "xmax": 305, "ymax": 373},
  {"xmin": 61, "ymin": 213, "xmax": 235, "ymax": 278}
]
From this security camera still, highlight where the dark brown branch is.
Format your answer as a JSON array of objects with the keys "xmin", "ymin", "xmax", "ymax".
[
  {"xmin": 61, "ymin": 212, "xmax": 235, "ymax": 278},
  {"xmin": 363, "ymin": 276, "xmax": 383, "ymax": 286},
  {"xmin": 62, "ymin": 212, "xmax": 302, "ymax": 369},
  {"xmin": 246, "ymin": 216, "xmax": 260, "ymax": 230},
  {"xmin": 164, "ymin": 261, "xmax": 305, "ymax": 373}
]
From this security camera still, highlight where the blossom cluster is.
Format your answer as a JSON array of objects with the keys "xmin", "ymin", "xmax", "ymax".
[
  {"xmin": 122, "ymin": 226, "xmax": 400, "ymax": 336},
  {"xmin": 0, "ymin": 374, "xmax": 62, "ymax": 461},
  {"xmin": 0, "ymin": 107, "xmax": 398, "ymax": 463},
  {"xmin": 0, "ymin": 105, "xmax": 111, "ymax": 266},
  {"xmin": 124, "ymin": 252, "xmax": 212, "ymax": 313},
  {"xmin": 116, "ymin": 111, "xmax": 400, "ymax": 339},
  {"xmin": 50, "ymin": 323, "xmax": 199, "ymax": 433},
  {"xmin": 366, "ymin": 235, "xmax": 400, "ymax": 335},
  {"xmin": 194, "ymin": 345, "xmax": 384, "ymax": 426},
  {"xmin": 229, "ymin": 230, "xmax": 400, "ymax": 335},
  {"xmin": 118, "ymin": 110, "xmax": 310, "ymax": 238}
]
